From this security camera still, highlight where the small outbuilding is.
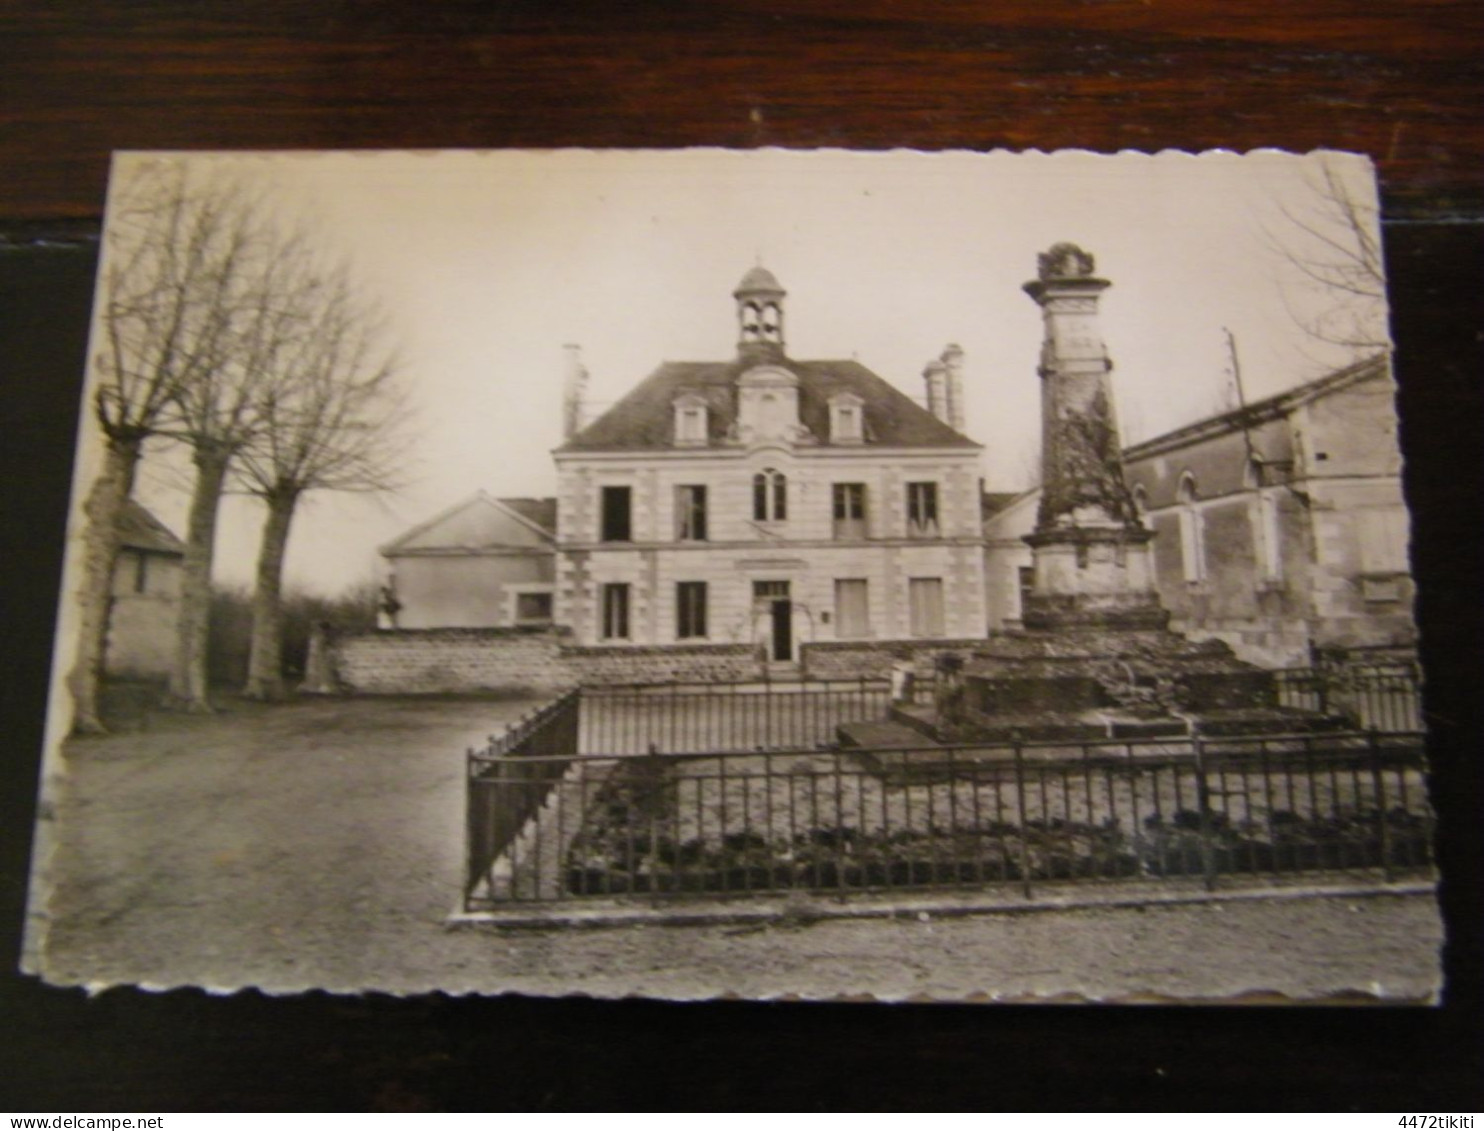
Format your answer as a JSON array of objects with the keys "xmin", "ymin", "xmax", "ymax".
[
  {"xmin": 379, "ymin": 492, "xmax": 557, "ymax": 629},
  {"xmin": 106, "ymin": 500, "xmax": 185, "ymax": 679}
]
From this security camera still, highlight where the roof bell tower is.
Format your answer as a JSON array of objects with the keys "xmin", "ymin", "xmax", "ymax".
[{"xmin": 734, "ymin": 265, "xmax": 786, "ymax": 362}]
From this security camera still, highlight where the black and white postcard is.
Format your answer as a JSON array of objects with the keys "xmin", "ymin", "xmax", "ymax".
[{"xmin": 26, "ymin": 148, "xmax": 1440, "ymax": 1001}]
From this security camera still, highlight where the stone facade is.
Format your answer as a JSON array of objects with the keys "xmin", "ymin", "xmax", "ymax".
[
  {"xmin": 1125, "ymin": 355, "xmax": 1412, "ymax": 666},
  {"xmin": 984, "ymin": 355, "xmax": 1413, "ymax": 668},
  {"xmin": 551, "ymin": 268, "xmax": 988, "ymax": 670}
]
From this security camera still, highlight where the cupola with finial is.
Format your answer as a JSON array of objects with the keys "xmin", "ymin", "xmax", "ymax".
[{"xmin": 734, "ymin": 264, "xmax": 786, "ymax": 361}]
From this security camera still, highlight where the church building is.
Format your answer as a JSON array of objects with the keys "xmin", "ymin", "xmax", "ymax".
[{"xmin": 550, "ymin": 267, "xmax": 988, "ymax": 669}]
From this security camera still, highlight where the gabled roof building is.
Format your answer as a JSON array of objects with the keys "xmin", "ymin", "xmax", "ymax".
[
  {"xmin": 107, "ymin": 499, "xmax": 186, "ymax": 679},
  {"xmin": 380, "ymin": 492, "xmax": 557, "ymax": 629},
  {"xmin": 551, "ymin": 267, "xmax": 989, "ymax": 668}
]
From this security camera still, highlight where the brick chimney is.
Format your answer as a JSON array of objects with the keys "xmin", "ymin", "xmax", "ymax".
[
  {"xmin": 941, "ymin": 343, "xmax": 966, "ymax": 432},
  {"xmin": 923, "ymin": 358, "xmax": 949, "ymax": 424},
  {"xmin": 562, "ymin": 343, "xmax": 588, "ymax": 441}
]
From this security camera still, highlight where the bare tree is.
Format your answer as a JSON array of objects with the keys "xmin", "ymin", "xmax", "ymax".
[
  {"xmin": 65, "ymin": 161, "xmax": 255, "ymax": 733},
  {"xmin": 160, "ymin": 203, "xmax": 315, "ymax": 711},
  {"xmin": 1268, "ymin": 157, "xmax": 1389, "ymax": 360},
  {"xmin": 235, "ymin": 271, "xmax": 409, "ymax": 700}
]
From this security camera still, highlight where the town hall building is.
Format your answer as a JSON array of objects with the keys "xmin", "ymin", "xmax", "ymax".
[{"xmin": 550, "ymin": 267, "xmax": 988, "ymax": 669}]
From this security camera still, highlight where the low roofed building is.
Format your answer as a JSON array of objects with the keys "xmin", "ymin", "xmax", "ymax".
[
  {"xmin": 106, "ymin": 500, "xmax": 185, "ymax": 679},
  {"xmin": 380, "ymin": 492, "xmax": 557, "ymax": 629}
]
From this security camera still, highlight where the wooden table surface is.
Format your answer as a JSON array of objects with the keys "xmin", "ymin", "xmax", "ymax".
[
  {"xmin": 2, "ymin": 1, "xmax": 1480, "ymax": 1113},
  {"xmin": 2, "ymin": 0, "xmax": 1482, "ymax": 223}
]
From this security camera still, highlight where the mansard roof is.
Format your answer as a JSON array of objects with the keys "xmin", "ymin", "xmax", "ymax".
[{"xmin": 557, "ymin": 358, "xmax": 979, "ymax": 453}]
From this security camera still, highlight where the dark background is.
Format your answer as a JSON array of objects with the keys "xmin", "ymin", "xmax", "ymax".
[{"xmin": 2, "ymin": 1, "xmax": 1481, "ymax": 1112}]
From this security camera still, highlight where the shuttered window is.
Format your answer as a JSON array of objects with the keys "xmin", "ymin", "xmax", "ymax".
[
  {"xmin": 908, "ymin": 577, "xmax": 945, "ymax": 637},
  {"xmin": 676, "ymin": 581, "xmax": 708, "ymax": 639},
  {"xmin": 601, "ymin": 583, "xmax": 630, "ymax": 640},
  {"xmin": 834, "ymin": 579, "xmax": 870, "ymax": 639}
]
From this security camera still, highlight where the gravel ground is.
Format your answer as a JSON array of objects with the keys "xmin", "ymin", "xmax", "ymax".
[{"xmin": 29, "ymin": 695, "xmax": 1443, "ymax": 1001}]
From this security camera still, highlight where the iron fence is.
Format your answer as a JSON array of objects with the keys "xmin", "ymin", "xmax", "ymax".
[
  {"xmin": 465, "ymin": 726, "xmax": 1432, "ymax": 910},
  {"xmin": 464, "ymin": 689, "xmax": 581, "ymax": 905},
  {"xmin": 1273, "ymin": 661, "xmax": 1422, "ymax": 733},
  {"xmin": 577, "ymin": 677, "xmax": 892, "ymax": 755}
]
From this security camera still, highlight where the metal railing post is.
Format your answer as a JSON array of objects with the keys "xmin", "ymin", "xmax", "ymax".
[
  {"xmin": 1369, "ymin": 730, "xmax": 1394, "ymax": 882},
  {"xmin": 1192, "ymin": 734, "xmax": 1217, "ymax": 892},
  {"xmin": 1014, "ymin": 739, "xmax": 1033, "ymax": 900}
]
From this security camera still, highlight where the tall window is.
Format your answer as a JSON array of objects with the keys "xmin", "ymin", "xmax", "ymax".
[
  {"xmin": 906, "ymin": 481, "xmax": 939, "ymax": 538},
  {"xmin": 832, "ymin": 483, "xmax": 867, "ymax": 540},
  {"xmin": 908, "ymin": 577, "xmax": 945, "ymax": 637},
  {"xmin": 1177, "ymin": 474, "xmax": 1205, "ymax": 583},
  {"xmin": 834, "ymin": 579, "xmax": 870, "ymax": 639},
  {"xmin": 675, "ymin": 485, "xmax": 708, "ymax": 541},
  {"xmin": 1255, "ymin": 490, "xmax": 1282, "ymax": 583},
  {"xmin": 753, "ymin": 469, "xmax": 787, "ymax": 522},
  {"xmin": 601, "ymin": 583, "xmax": 630, "ymax": 640},
  {"xmin": 132, "ymin": 553, "xmax": 149, "ymax": 594},
  {"xmin": 676, "ymin": 581, "xmax": 708, "ymax": 639},
  {"xmin": 600, "ymin": 485, "xmax": 632, "ymax": 542}
]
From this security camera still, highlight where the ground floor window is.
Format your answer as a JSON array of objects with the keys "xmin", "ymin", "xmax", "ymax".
[
  {"xmin": 676, "ymin": 581, "xmax": 708, "ymax": 639},
  {"xmin": 601, "ymin": 583, "xmax": 630, "ymax": 640},
  {"xmin": 834, "ymin": 578, "xmax": 870, "ymax": 638},
  {"xmin": 908, "ymin": 577, "xmax": 945, "ymax": 637},
  {"xmin": 514, "ymin": 590, "xmax": 554, "ymax": 624}
]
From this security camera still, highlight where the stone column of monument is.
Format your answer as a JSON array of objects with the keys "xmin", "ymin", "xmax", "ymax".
[{"xmin": 1020, "ymin": 243, "xmax": 1168, "ymax": 632}]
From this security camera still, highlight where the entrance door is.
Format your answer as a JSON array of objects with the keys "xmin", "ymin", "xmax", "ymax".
[
  {"xmin": 771, "ymin": 598, "xmax": 792, "ymax": 661},
  {"xmin": 754, "ymin": 580, "xmax": 792, "ymax": 662}
]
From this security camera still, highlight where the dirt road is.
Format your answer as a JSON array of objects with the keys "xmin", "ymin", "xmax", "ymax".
[{"xmin": 29, "ymin": 695, "xmax": 1442, "ymax": 1001}]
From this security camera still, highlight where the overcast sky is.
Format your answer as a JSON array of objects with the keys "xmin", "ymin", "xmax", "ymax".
[{"xmin": 90, "ymin": 148, "xmax": 1386, "ymax": 596}]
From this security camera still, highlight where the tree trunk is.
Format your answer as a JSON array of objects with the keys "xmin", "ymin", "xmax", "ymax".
[
  {"xmin": 66, "ymin": 435, "xmax": 143, "ymax": 734},
  {"xmin": 244, "ymin": 488, "xmax": 299, "ymax": 700},
  {"xmin": 168, "ymin": 442, "xmax": 231, "ymax": 711}
]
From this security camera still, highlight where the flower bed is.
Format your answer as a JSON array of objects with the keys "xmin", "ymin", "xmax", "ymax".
[{"xmin": 559, "ymin": 753, "xmax": 1431, "ymax": 897}]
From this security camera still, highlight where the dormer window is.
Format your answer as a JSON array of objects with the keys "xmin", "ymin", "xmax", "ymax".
[
  {"xmin": 829, "ymin": 393, "xmax": 865, "ymax": 444},
  {"xmin": 672, "ymin": 393, "xmax": 708, "ymax": 447}
]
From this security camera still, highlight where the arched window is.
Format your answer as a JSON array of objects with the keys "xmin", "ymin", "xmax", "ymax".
[
  {"xmin": 1177, "ymin": 473, "xmax": 1205, "ymax": 583},
  {"xmin": 1243, "ymin": 459, "xmax": 1282, "ymax": 583},
  {"xmin": 760, "ymin": 302, "xmax": 782, "ymax": 342},
  {"xmin": 741, "ymin": 302, "xmax": 762, "ymax": 341},
  {"xmin": 753, "ymin": 469, "xmax": 787, "ymax": 522}
]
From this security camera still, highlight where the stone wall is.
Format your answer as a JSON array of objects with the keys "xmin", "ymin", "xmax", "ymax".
[
  {"xmin": 801, "ymin": 638, "xmax": 987, "ymax": 681},
  {"xmin": 328, "ymin": 628, "xmax": 758, "ymax": 694},
  {"xmin": 332, "ymin": 629, "xmax": 571, "ymax": 695},
  {"xmin": 561, "ymin": 642, "xmax": 758, "ymax": 685}
]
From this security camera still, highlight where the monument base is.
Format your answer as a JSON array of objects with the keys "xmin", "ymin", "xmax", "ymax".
[{"xmin": 918, "ymin": 627, "xmax": 1350, "ymax": 747}]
